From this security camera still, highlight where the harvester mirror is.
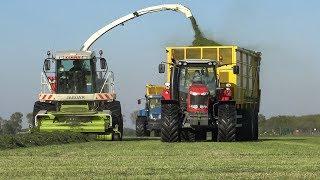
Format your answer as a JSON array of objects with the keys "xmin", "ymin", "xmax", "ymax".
[
  {"xmin": 44, "ymin": 59, "xmax": 51, "ymax": 71},
  {"xmin": 100, "ymin": 58, "xmax": 107, "ymax": 70},
  {"xmin": 233, "ymin": 65, "xmax": 240, "ymax": 75},
  {"xmin": 137, "ymin": 99, "xmax": 141, "ymax": 105},
  {"xmin": 158, "ymin": 64, "xmax": 165, "ymax": 73}
]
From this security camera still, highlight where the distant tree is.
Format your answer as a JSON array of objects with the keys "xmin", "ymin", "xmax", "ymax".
[
  {"xmin": 26, "ymin": 112, "xmax": 33, "ymax": 128},
  {"xmin": 2, "ymin": 112, "xmax": 23, "ymax": 135},
  {"xmin": 0, "ymin": 116, "xmax": 4, "ymax": 135},
  {"xmin": 130, "ymin": 110, "xmax": 139, "ymax": 123}
]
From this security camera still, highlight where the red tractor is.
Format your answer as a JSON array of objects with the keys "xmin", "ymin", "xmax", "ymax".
[{"xmin": 158, "ymin": 60, "xmax": 238, "ymax": 142}]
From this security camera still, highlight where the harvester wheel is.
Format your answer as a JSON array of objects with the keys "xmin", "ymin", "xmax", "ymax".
[
  {"xmin": 32, "ymin": 101, "xmax": 56, "ymax": 128},
  {"xmin": 217, "ymin": 104, "xmax": 236, "ymax": 142},
  {"xmin": 161, "ymin": 102, "xmax": 181, "ymax": 142},
  {"xmin": 102, "ymin": 101, "xmax": 123, "ymax": 141},
  {"xmin": 136, "ymin": 116, "xmax": 147, "ymax": 137}
]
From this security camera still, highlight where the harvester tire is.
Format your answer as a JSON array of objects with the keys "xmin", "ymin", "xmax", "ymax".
[
  {"xmin": 103, "ymin": 101, "xmax": 123, "ymax": 141},
  {"xmin": 161, "ymin": 102, "xmax": 181, "ymax": 142},
  {"xmin": 32, "ymin": 101, "xmax": 56, "ymax": 128},
  {"xmin": 136, "ymin": 116, "xmax": 147, "ymax": 137},
  {"xmin": 217, "ymin": 104, "xmax": 236, "ymax": 142}
]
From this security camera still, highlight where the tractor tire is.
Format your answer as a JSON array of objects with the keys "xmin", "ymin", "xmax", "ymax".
[
  {"xmin": 217, "ymin": 104, "xmax": 236, "ymax": 142},
  {"xmin": 102, "ymin": 100, "xmax": 123, "ymax": 141},
  {"xmin": 212, "ymin": 129, "xmax": 218, "ymax": 142},
  {"xmin": 32, "ymin": 101, "xmax": 56, "ymax": 128},
  {"xmin": 136, "ymin": 116, "xmax": 148, "ymax": 137},
  {"xmin": 161, "ymin": 102, "xmax": 181, "ymax": 142}
]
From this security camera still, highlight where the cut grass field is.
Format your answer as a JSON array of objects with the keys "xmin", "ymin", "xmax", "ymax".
[{"xmin": 0, "ymin": 136, "xmax": 319, "ymax": 179}]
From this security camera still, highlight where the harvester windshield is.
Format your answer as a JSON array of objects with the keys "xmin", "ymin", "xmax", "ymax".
[{"xmin": 57, "ymin": 59, "xmax": 94, "ymax": 94}]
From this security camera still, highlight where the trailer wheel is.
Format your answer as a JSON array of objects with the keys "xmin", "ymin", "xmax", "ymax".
[
  {"xmin": 136, "ymin": 116, "xmax": 147, "ymax": 137},
  {"xmin": 161, "ymin": 102, "xmax": 181, "ymax": 142},
  {"xmin": 217, "ymin": 104, "xmax": 236, "ymax": 142},
  {"xmin": 102, "ymin": 101, "xmax": 123, "ymax": 141},
  {"xmin": 32, "ymin": 101, "xmax": 56, "ymax": 128},
  {"xmin": 252, "ymin": 105, "xmax": 259, "ymax": 141}
]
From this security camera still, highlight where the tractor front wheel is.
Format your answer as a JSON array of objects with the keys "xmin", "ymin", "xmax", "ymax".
[
  {"xmin": 161, "ymin": 102, "xmax": 181, "ymax": 142},
  {"xmin": 217, "ymin": 103, "xmax": 236, "ymax": 142},
  {"xmin": 136, "ymin": 116, "xmax": 148, "ymax": 137}
]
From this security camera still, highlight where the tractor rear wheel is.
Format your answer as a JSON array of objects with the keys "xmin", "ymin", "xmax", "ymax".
[
  {"xmin": 32, "ymin": 101, "xmax": 56, "ymax": 128},
  {"xmin": 136, "ymin": 116, "xmax": 148, "ymax": 137},
  {"xmin": 217, "ymin": 104, "xmax": 236, "ymax": 142},
  {"xmin": 161, "ymin": 102, "xmax": 181, "ymax": 142},
  {"xmin": 103, "ymin": 100, "xmax": 123, "ymax": 141}
]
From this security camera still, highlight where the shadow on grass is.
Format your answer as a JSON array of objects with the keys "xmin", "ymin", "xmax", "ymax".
[
  {"xmin": 258, "ymin": 138, "xmax": 307, "ymax": 142},
  {"xmin": 123, "ymin": 137, "xmax": 161, "ymax": 141}
]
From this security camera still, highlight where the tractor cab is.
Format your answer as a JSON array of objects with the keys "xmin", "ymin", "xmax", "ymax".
[
  {"xmin": 146, "ymin": 95, "xmax": 162, "ymax": 120},
  {"xmin": 160, "ymin": 60, "xmax": 219, "ymax": 113}
]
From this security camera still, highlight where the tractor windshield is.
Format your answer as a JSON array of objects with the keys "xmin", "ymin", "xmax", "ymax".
[
  {"xmin": 179, "ymin": 64, "xmax": 217, "ymax": 97},
  {"xmin": 56, "ymin": 59, "xmax": 94, "ymax": 94},
  {"xmin": 148, "ymin": 97, "xmax": 162, "ymax": 109}
]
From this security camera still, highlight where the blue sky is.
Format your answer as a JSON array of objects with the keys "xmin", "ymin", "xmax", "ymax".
[{"xmin": 0, "ymin": 0, "xmax": 319, "ymax": 127}]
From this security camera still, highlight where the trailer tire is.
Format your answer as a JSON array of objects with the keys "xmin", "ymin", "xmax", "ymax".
[
  {"xmin": 136, "ymin": 116, "xmax": 148, "ymax": 137},
  {"xmin": 217, "ymin": 104, "xmax": 236, "ymax": 142},
  {"xmin": 161, "ymin": 102, "xmax": 181, "ymax": 142},
  {"xmin": 102, "ymin": 101, "xmax": 123, "ymax": 141},
  {"xmin": 32, "ymin": 101, "xmax": 56, "ymax": 128}
]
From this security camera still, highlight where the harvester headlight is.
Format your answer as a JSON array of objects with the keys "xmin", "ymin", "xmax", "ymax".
[
  {"xmin": 178, "ymin": 62, "xmax": 182, "ymax": 65},
  {"xmin": 226, "ymin": 83, "xmax": 231, "ymax": 88}
]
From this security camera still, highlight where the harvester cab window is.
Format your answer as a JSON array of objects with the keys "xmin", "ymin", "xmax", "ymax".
[{"xmin": 57, "ymin": 59, "xmax": 93, "ymax": 94}]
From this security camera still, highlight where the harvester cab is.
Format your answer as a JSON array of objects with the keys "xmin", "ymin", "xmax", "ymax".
[
  {"xmin": 136, "ymin": 85, "xmax": 164, "ymax": 137},
  {"xmin": 33, "ymin": 50, "xmax": 123, "ymax": 141}
]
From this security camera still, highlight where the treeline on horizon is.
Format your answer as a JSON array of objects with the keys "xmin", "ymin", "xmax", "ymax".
[{"xmin": 259, "ymin": 114, "xmax": 320, "ymax": 136}]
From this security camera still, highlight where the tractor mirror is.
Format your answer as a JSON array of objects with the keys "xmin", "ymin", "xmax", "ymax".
[
  {"xmin": 233, "ymin": 65, "xmax": 240, "ymax": 74},
  {"xmin": 137, "ymin": 99, "xmax": 141, "ymax": 105},
  {"xmin": 100, "ymin": 58, "xmax": 107, "ymax": 70},
  {"xmin": 44, "ymin": 59, "xmax": 51, "ymax": 71},
  {"xmin": 158, "ymin": 64, "xmax": 165, "ymax": 73}
]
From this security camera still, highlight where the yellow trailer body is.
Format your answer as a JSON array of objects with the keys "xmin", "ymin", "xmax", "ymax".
[
  {"xmin": 146, "ymin": 84, "xmax": 165, "ymax": 96},
  {"xmin": 165, "ymin": 46, "xmax": 261, "ymax": 106}
]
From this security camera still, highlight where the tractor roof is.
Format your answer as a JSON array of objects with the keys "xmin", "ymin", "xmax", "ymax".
[{"xmin": 54, "ymin": 51, "xmax": 95, "ymax": 60}]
